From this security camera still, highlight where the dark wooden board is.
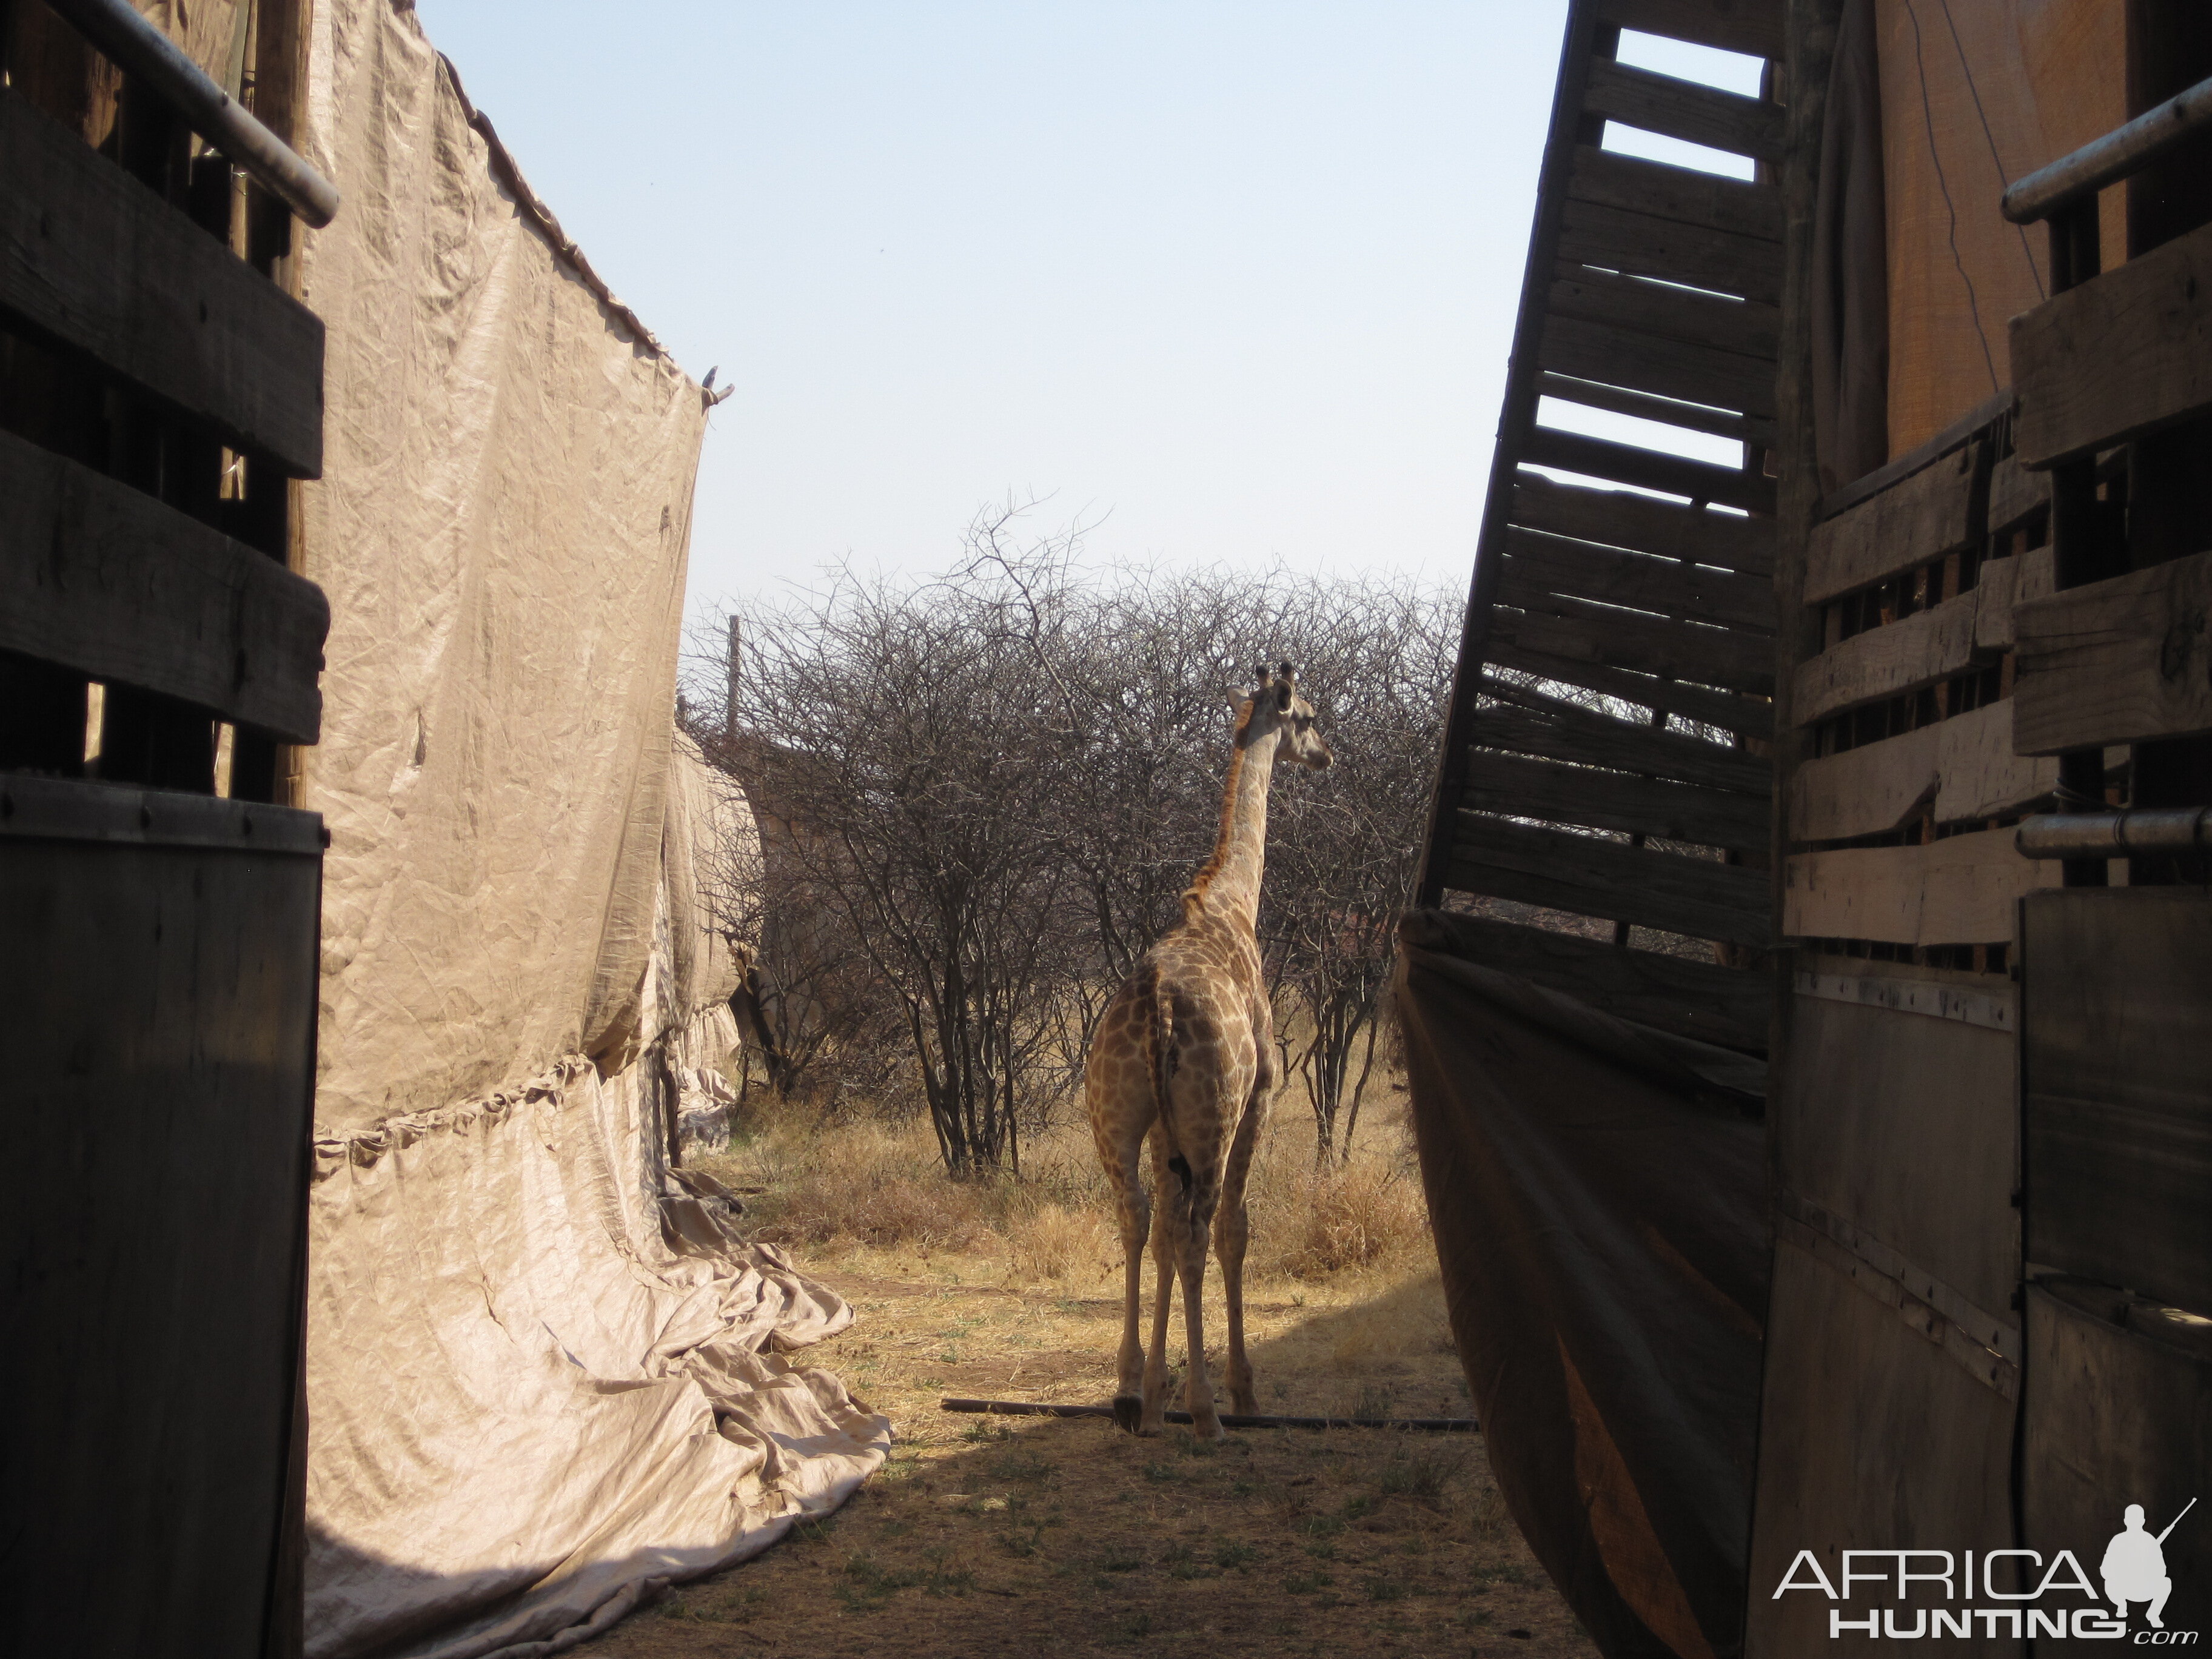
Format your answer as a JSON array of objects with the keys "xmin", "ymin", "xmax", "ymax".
[
  {"xmin": 1814, "ymin": 388, "xmax": 2010, "ymax": 523},
  {"xmin": 0, "ymin": 90, "xmax": 324, "ymax": 477},
  {"xmin": 1536, "ymin": 372, "xmax": 1779, "ymax": 449},
  {"xmin": 1804, "ymin": 442, "xmax": 1979, "ymax": 605},
  {"xmin": 1464, "ymin": 749, "xmax": 1769, "ymax": 853},
  {"xmin": 2011, "ymin": 216, "xmax": 2212, "ymax": 469},
  {"xmin": 1449, "ymin": 810, "xmax": 1771, "ymax": 945},
  {"xmin": 0, "ymin": 427, "xmax": 327, "ymax": 742},
  {"xmin": 1557, "ymin": 198, "xmax": 1784, "ymax": 306},
  {"xmin": 1401, "ymin": 909, "xmax": 1769, "ymax": 1053},
  {"xmin": 1783, "ymin": 831, "xmax": 2056, "ymax": 945},
  {"xmin": 1566, "ymin": 147, "xmax": 1784, "ymax": 244},
  {"xmin": 1521, "ymin": 426, "xmax": 1775, "ymax": 513},
  {"xmin": 1493, "ymin": 597, "xmax": 1776, "ymax": 695},
  {"xmin": 1789, "ymin": 590, "xmax": 1979, "ymax": 725},
  {"xmin": 1501, "ymin": 525, "xmax": 1775, "ymax": 632},
  {"xmin": 1583, "ymin": 58, "xmax": 1783, "ymax": 162},
  {"xmin": 1548, "ymin": 267, "xmax": 1781, "ymax": 360},
  {"xmin": 1512, "ymin": 474, "xmax": 1775, "ymax": 575},
  {"xmin": 1539, "ymin": 314, "xmax": 1777, "ymax": 418},
  {"xmin": 1469, "ymin": 700, "xmax": 1770, "ymax": 796},
  {"xmin": 2023, "ymin": 888, "xmax": 2212, "ymax": 1313},
  {"xmin": 2013, "ymin": 547, "xmax": 2212, "ymax": 754},
  {"xmin": 1480, "ymin": 640, "xmax": 1775, "ymax": 738},
  {"xmin": 1598, "ymin": 0, "xmax": 1785, "ymax": 61}
]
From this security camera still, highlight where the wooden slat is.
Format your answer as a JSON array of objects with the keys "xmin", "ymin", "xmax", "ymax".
[
  {"xmin": 2013, "ymin": 548, "xmax": 2212, "ymax": 755},
  {"xmin": 1814, "ymin": 388, "xmax": 2011, "ymax": 523},
  {"xmin": 1469, "ymin": 699, "xmax": 1770, "ymax": 795},
  {"xmin": 1521, "ymin": 426, "xmax": 1776, "ymax": 512},
  {"xmin": 1788, "ymin": 702, "xmax": 2058, "ymax": 843},
  {"xmin": 1548, "ymin": 268, "xmax": 1780, "ymax": 360},
  {"xmin": 1969, "ymin": 547, "xmax": 2055, "ymax": 652},
  {"xmin": 1583, "ymin": 58, "xmax": 1783, "ymax": 163},
  {"xmin": 1986, "ymin": 452, "xmax": 2047, "ymax": 536},
  {"xmin": 1502, "ymin": 525, "xmax": 1775, "ymax": 632},
  {"xmin": 1598, "ymin": 0, "xmax": 1785, "ymax": 61},
  {"xmin": 1557, "ymin": 198, "xmax": 1784, "ymax": 306},
  {"xmin": 2011, "ymin": 216, "xmax": 2212, "ymax": 469},
  {"xmin": 0, "ymin": 427, "xmax": 326, "ymax": 741},
  {"xmin": 1782, "ymin": 830, "xmax": 2060, "ymax": 945},
  {"xmin": 1450, "ymin": 812, "xmax": 1771, "ymax": 945},
  {"xmin": 1790, "ymin": 591, "xmax": 1979, "ymax": 725},
  {"xmin": 1537, "ymin": 372, "xmax": 1779, "ymax": 449},
  {"xmin": 1805, "ymin": 443, "xmax": 1980, "ymax": 605},
  {"xmin": 1465, "ymin": 749, "xmax": 1769, "ymax": 853},
  {"xmin": 1512, "ymin": 474, "xmax": 1775, "ymax": 575},
  {"xmin": 1495, "ymin": 598, "xmax": 1776, "ymax": 695},
  {"xmin": 1481, "ymin": 639, "xmax": 1774, "ymax": 738},
  {"xmin": 1566, "ymin": 147, "xmax": 1783, "ymax": 244},
  {"xmin": 1401, "ymin": 910, "xmax": 1769, "ymax": 1053},
  {"xmin": 0, "ymin": 90, "xmax": 323, "ymax": 477},
  {"xmin": 1540, "ymin": 314, "xmax": 1777, "ymax": 417}
]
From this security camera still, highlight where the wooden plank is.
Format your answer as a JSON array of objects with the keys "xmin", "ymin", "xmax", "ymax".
[
  {"xmin": 1969, "ymin": 546, "xmax": 2055, "ymax": 652},
  {"xmin": 1790, "ymin": 590, "xmax": 1980, "ymax": 725},
  {"xmin": 1548, "ymin": 267, "xmax": 1780, "ymax": 360},
  {"xmin": 1464, "ymin": 749, "xmax": 1770, "ymax": 853},
  {"xmin": 2013, "ymin": 548, "xmax": 2212, "ymax": 754},
  {"xmin": 1469, "ymin": 699, "xmax": 1770, "ymax": 796},
  {"xmin": 2012, "ymin": 216, "xmax": 2212, "ymax": 469},
  {"xmin": 1481, "ymin": 639, "xmax": 1775, "ymax": 738},
  {"xmin": 1781, "ymin": 829, "xmax": 2059, "ymax": 944},
  {"xmin": 0, "ymin": 90, "xmax": 323, "ymax": 477},
  {"xmin": 1814, "ymin": 389, "xmax": 2010, "ymax": 523},
  {"xmin": 1501, "ymin": 525, "xmax": 1775, "ymax": 632},
  {"xmin": 1788, "ymin": 701, "xmax": 2058, "ymax": 843},
  {"xmin": 1494, "ymin": 598, "xmax": 1776, "ymax": 695},
  {"xmin": 1583, "ymin": 58, "xmax": 1783, "ymax": 163},
  {"xmin": 1536, "ymin": 372, "xmax": 1779, "ymax": 449},
  {"xmin": 1401, "ymin": 910, "xmax": 1769, "ymax": 1053},
  {"xmin": 1598, "ymin": 0, "xmax": 1785, "ymax": 61},
  {"xmin": 1512, "ymin": 474, "xmax": 1775, "ymax": 576},
  {"xmin": 1557, "ymin": 198, "xmax": 1784, "ymax": 306},
  {"xmin": 0, "ymin": 426, "xmax": 326, "ymax": 742},
  {"xmin": 1450, "ymin": 811, "xmax": 1771, "ymax": 945},
  {"xmin": 1521, "ymin": 426, "xmax": 1776, "ymax": 512},
  {"xmin": 1986, "ymin": 452, "xmax": 2047, "ymax": 535},
  {"xmin": 1566, "ymin": 147, "xmax": 1783, "ymax": 244},
  {"xmin": 1539, "ymin": 314, "xmax": 1777, "ymax": 417},
  {"xmin": 1804, "ymin": 442, "xmax": 1980, "ymax": 605}
]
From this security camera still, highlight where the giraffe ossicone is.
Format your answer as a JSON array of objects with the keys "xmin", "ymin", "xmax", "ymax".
[{"xmin": 1081, "ymin": 660, "xmax": 1332, "ymax": 1439}]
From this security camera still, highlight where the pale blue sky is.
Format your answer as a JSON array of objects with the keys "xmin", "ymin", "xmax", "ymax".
[{"xmin": 407, "ymin": 4, "xmax": 1758, "ymax": 621}]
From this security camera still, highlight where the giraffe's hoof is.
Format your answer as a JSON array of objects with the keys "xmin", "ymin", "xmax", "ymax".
[{"xmin": 1111, "ymin": 1395, "xmax": 1144, "ymax": 1435}]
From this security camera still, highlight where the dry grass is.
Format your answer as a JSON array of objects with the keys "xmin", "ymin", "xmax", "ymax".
[{"xmin": 582, "ymin": 1093, "xmax": 1596, "ymax": 1658}]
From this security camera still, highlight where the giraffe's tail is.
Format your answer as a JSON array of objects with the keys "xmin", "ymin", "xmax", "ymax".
[{"xmin": 1145, "ymin": 965, "xmax": 1195, "ymax": 1192}]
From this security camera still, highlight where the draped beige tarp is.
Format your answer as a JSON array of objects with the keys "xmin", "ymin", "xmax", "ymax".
[
  {"xmin": 290, "ymin": 6, "xmax": 886, "ymax": 1654},
  {"xmin": 1874, "ymin": 0, "xmax": 2123, "ymax": 455}
]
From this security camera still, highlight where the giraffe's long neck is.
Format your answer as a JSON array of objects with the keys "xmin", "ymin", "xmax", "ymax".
[{"xmin": 1186, "ymin": 723, "xmax": 1280, "ymax": 929}]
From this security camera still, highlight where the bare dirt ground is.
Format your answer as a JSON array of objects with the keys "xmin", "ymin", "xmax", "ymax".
[{"xmin": 586, "ymin": 1241, "xmax": 1598, "ymax": 1659}]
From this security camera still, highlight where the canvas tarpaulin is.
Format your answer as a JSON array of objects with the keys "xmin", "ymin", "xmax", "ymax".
[
  {"xmin": 1874, "ymin": 0, "xmax": 2123, "ymax": 455},
  {"xmin": 1394, "ymin": 912, "xmax": 1769, "ymax": 1659},
  {"xmin": 290, "ymin": 5, "xmax": 887, "ymax": 1654}
]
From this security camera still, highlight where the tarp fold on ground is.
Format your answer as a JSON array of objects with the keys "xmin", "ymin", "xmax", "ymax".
[{"xmin": 1395, "ymin": 911, "xmax": 1769, "ymax": 1659}]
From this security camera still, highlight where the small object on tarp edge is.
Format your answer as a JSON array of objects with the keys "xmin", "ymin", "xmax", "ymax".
[{"xmin": 940, "ymin": 1397, "xmax": 1478, "ymax": 1432}]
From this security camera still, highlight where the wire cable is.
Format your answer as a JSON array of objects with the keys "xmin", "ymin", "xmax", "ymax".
[
  {"xmin": 1934, "ymin": 0, "xmax": 2046, "ymax": 300},
  {"xmin": 1901, "ymin": 0, "xmax": 2002, "ymax": 392}
]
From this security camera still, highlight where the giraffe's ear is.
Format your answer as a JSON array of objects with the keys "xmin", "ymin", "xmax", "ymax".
[{"xmin": 1223, "ymin": 686, "xmax": 1252, "ymax": 721}]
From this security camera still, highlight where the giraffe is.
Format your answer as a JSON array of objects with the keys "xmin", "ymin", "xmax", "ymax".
[{"xmin": 1083, "ymin": 660, "xmax": 1332, "ymax": 1441}]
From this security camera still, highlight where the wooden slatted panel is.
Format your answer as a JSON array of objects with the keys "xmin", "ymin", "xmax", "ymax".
[
  {"xmin": 1567, "ymin": 147, "xmax": 1784, "ymax": 244},
  {"xmin": 1501, "ymin": 525, "xmax": 1776, "ymax": 632},
  {"xmin": 1536, "ymin": 372, "xmax": 1779, "ymax": 448},
  {"xmin": 1788, "ymin": 703, "xmax": 2056, "ymax": 843},
  {"xmin": 1481, "ymin": 640, "xmax": 1775, "ymax": 738},
  {"xmin": 1468, "ymin": 699, "xmax": 1771, "ymax": 795},
  {"xmin": 1790, "ymin": 592, "xmax": 1979, "ymax": 724},
  {"xmin": 1521, "ymin": 426, "xmax": 1776, "ymax": 512},
  {"xmin": 1513, "ymin": 476, "xmax": 1775, "ymax": 576},
  {"xmin": 1557, "ymin": 198, "xmax": 1785, "ymax": 305},
  {"xmin": 0, "ymin": 426, "xmax": 327, "ymax": 741},
  {"xmin": 1494, "ymin": 599, "xmax": 1776, "ymax": 695},
  {"xmin": 1583, "ymin": 58, "xmax": 1784, "ymax": 161},
  {"xmin": 1548, "ymin": 269, "xmax": 1781, "ymax": 360},
  {"xmin": 0, "ymin": 89, "xmax": 324, "ymax": 477},
  {"xmin": 1598, "ymin": 0, "xmax": 1785, "ymax": 60},
  {"xmin": 1450, "ymin": 812, "xmax": 1772, "ymax": 945},
  {"xmin": 1805, "ymin": 443, "xmax": 1980, "ymax": 605},
  {"xmin": 1539, "ymin": 315, "xmax": 1777, "ymax": 417},
  {"xmin": 1464, "ymin": 751, "xmax": 1769, "ymax": 854}
]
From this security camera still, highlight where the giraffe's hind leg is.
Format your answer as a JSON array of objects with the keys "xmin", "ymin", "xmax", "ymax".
[
  {"xmin": 1085, "ymin": 1043, "xmax": 1154, "ymax": 1435},
  {"xmin": 1139, "ymin": 1129, "xmax": 1176, "ymax": 1435},
  {"xmin": 1214, "ymin": 1103, "xmax": 1263, "ymax": 1417}
]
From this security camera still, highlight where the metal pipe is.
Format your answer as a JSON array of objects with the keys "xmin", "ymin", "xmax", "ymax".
[
  {"xmin": 2016, "ymin": 807, "xmax": 2212, "ymax": 860},
  {"xmin": 2003, "ymin": 72, "xmax": 2212, "ymax": 226},
  {"xmin": 940, "ymin": 1398, "xmax": 1480, "ymax": 1433},
  {"xmin": 43, "ymin": 0, "xmax": 339, "ymax": 229}
]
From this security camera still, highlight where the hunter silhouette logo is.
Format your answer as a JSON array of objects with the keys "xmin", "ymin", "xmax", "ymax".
[{"xmin": 2105, "ymin": 1500, "xmax": 2194, "ymax": 1632}]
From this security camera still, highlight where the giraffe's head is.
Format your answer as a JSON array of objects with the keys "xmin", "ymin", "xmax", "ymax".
[{"xmin": 1228, "ymin": 660, "xmax": 1332, "ymax": 770}]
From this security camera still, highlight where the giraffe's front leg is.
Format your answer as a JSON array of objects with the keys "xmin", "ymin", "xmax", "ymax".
[
  {"xmin": 1111, "ymin": 1172, "xmax": 1150, "ymax": 1433},
  {"xmin": 1215, "ymin": 1197, "xmax": 1256, "ymax": 1417}
]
